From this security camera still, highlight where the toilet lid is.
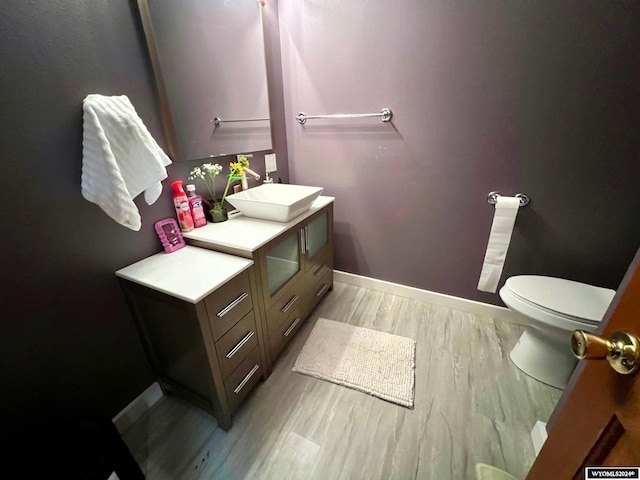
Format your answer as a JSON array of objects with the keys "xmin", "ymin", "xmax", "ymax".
[{"xmin": 504, "ymin": 276, "xmax": 616, "ymax": 324}]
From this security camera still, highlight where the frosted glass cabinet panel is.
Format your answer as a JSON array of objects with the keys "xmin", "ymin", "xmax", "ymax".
[
  {"xmin": 265, "ymin": 230, "xmax": 301, "ymax": 296},
  {"xmin": 306, "ymin": 212, "xmax": 328, "ymax": 260},
  {"xmin": 257, "ymin": 203, "xmax": 334, "ymax": 313}
]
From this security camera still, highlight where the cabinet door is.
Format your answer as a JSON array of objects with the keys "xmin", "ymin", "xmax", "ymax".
[
  {"xmin": 259, "ymin": 227, "xmax": 306, "ymax": 310},
  {"xmin": 303, "ymin": 205, "xmax": 333, "ymax": 272}
]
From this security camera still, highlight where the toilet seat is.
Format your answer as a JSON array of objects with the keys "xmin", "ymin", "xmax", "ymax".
[{"xmin": 500, "ymin": 276, "xmax": 615, "ymax": 331}]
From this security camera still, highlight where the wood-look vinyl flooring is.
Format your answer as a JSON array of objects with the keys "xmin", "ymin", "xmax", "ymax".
[{"xmin": 122, "ymin": 282, "xmax": 562, "ymax": 480}]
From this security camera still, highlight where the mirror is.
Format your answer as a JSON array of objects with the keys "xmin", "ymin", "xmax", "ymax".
[{"xmin": 137, "ymin": 0, "xmax": 272, "ymax": 161}]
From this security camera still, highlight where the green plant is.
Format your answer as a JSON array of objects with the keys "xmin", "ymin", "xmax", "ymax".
[{"xmin": 188, "ymin": 155, "xmax": 251, "ymax": 210}]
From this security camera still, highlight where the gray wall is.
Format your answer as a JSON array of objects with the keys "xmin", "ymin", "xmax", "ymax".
[
  {"xmin": 0, "ymin": 0, "xmax": 288, "ymax": 442},
  {"xmin": 278, "ymin": 0, "xmax": 640, "ymax": 305},
  {"xmin": 1, "ymin": 0, "xmax": 159, "ymax": 440}
]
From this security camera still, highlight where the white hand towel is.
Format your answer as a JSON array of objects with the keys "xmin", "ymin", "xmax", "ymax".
[{"xmin": 81, "ymin": 94, "xmax": 172, "ymax": 231}]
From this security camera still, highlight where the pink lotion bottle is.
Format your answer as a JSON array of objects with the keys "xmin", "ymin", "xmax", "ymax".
[
  {"xmin": 171, "ymin": 181, "xmax": 195, "ymax": 232},
  {"xmin": 186, "ymin": 184, "xmax": 207, "ymax": 228}
]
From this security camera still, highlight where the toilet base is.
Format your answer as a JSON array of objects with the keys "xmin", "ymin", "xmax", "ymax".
[{"xmin": 509, "ymin": 327, "xmax": 577, "ymax": 389}]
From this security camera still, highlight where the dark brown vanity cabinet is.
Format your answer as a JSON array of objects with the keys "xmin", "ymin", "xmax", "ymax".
[
  {"xmin": 258, "ymin": 204, "xmax": 334, "ymax": 366},
  {"xmin": 119, "ymin": 266, "xmax": 267, "ymax": 431},
  {"xmin": 117, "ymin": 200, "xmax": 334, "ymax": 430},
  {"xmin": 184, "ymin": 199, "xmax": 335, "ymax": 374}
]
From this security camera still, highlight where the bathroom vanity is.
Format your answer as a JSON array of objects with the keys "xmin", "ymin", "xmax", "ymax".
[
  {"xmin": 116, "ymin": 196, "xmax": 334, "ymax": 429},
  {"xmin": 184, "ymin": 196, "xmax": 334, "ymax": 373},
  {"xmin": 116, "ymin": 247, "xmax": 267, "ymax": 430}
]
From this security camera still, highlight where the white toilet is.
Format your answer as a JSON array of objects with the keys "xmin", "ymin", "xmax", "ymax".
[{"xmin": 499, "ymin": 275, "xmax": 616, "ymax": 389}]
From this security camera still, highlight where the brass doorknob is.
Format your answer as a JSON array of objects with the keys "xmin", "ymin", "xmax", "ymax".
[{"xmin": 571, "ymin": 330, "xmax": 640, "ymax": 375}]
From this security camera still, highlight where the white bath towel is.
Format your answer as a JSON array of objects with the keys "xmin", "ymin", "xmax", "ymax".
[{"xmin": 81, "ymin": 94, "xmax": 171, "ymax": 231}]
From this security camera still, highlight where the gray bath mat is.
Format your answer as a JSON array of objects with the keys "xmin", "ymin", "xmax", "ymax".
[{"xmin": 293, "ymin": 318, "xmax": 416, "ymax": 408}]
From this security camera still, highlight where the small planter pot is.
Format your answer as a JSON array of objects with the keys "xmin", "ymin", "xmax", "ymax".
[
  {"xmin": 203, "ymin": 199, "xmax": 229, "ymax": 223},
  {"xmin": 209, "ymin": 205, "xmax": 228, "ymax": 223}
]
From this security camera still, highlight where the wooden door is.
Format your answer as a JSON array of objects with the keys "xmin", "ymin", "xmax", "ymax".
[{"xmin": 527, "ymin": 248, "xmax": 640, "ymax": 479}]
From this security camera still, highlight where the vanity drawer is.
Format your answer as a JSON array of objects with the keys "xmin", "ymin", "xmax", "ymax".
[
  {"xmin": 307, "ymin": 265, "xmax": 333, "ymax": 313},
  {"xmin": 304, "ymin": 251, "xmax": 333, "ymax": 293},
  {"xmin": 215, "ymin": 310, "xmax": 258, "ymax": 379},
  {"xmin": 205, "ymin": 270, "xmax": 253, "ymax": 341},
  {"xmin": 224, "ymin": 346, "xmax": 262, "ymax": 413},
  {"xmin": 269, "ymin": 305, "xmax": 305, "ymax": 361},
  {"xmin": 266, "ymin": 280, "xmax": 307, "ymax": 338},
  {"xmin": 305, "ymin": 250, "xmax": 333, "ymax": 289}
]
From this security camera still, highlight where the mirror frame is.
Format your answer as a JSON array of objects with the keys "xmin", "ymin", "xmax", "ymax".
[{"xmin": 136, "ymin": 0, "xmax": 179, "ymax": 160}]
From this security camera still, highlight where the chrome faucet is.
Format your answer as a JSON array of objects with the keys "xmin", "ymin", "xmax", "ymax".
[
  {"xmin": 237, "ymin": 154, "xmax": 260, "ymax": 190},
  {"xmin": 243, "ymin": 166, "xmax": 260, "ymax": 181}
]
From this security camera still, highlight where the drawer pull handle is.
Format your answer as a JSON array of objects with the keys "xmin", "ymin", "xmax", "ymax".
[
  {"xmin": 226, "ymin": 331, "xmax": 255, "ymax": 359},
  {"xmin": 234, "ymin": 364, "xmax": 260, "ymax": 394},
  {"xmin": 284, "ymin": 317, "xmax": 301, "ymax": 337},
  {"xmin": 281, "ymin": 294, "xmax": 299, "ymax": 314},
  {"xmin": 300, "ymin": 229, "xmax": 306, "ymax": 255},
  {"xmin": 314, "ymin": 264, "xmax": 328, "ymax": 277},
  {"xmin": 217, "ymin": 292, "xmax": 249, "ymax": 317},
  {"xmin": 316, "ymin": 283, "xmax": 329, "ymax": 297}
]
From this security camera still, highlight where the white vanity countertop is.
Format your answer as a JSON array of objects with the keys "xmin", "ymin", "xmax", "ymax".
[
  {"xmin": 183, "ymin": 196, "xmax": 334, "ymax": 254},
  {"xmin": 115, "ymin": 246, "xmax": 254, "ymax": 304}
]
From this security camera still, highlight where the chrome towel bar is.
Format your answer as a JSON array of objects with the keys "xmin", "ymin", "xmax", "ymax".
[
  {"xmin": 487, "ymin": 191, "xmax": 530, "ymax": 207},
  {"xmin": 211, "ymin": 116, "xmax": 270, "ymax": 128},
  {"xmin": 296, "ymin": 108, "xmax": 392, "ymax": 125}
]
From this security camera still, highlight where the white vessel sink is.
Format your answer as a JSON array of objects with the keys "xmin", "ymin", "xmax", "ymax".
[{"xmin": 225, "ymin": 184, "xmax": 324, "ymax": 223}]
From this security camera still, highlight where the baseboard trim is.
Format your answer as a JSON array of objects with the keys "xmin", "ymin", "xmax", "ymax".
[
  {"xmin": 333, "ymin": 270, "xmax": 523, "ymax": 324},
  {"xmin": 112, "ymin": 382, "xmax": 164, "ymax": 434},
  {"xmin": 531, "ymin": 420, "xmax": 548, "ymax": 457}
]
